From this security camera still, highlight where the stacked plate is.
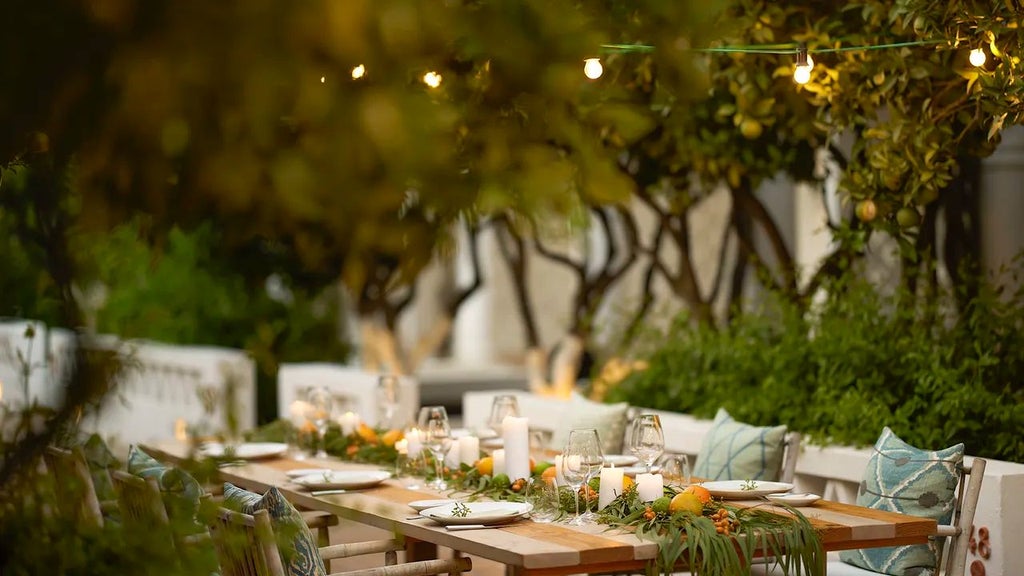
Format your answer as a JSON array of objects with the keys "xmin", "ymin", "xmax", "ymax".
[{"xmin": 418, "ymin": 501, "xmax": 532, "ymax": 526}]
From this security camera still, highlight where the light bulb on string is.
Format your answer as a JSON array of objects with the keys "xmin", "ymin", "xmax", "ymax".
[
  {"xmin": 423, "ymin": 71, "xmax": 443, "ymax": 88},
  {"xmin": 320, "ymin": 76, "xmax": 326, "ymax": 84},
  {"xmin": 793, "ymin": 43, "xmax": 814, "ymax": 85},
  {"xmin": 352, "ymin": 64, "xmax": 366, "ymax": 80},
  {"xmin": 969, "ymin": 48, "xmax": 987, "ymax": 67},
  {"xmin": 583, "ymin": 58, "xmax": 603, "ymax": 80}
]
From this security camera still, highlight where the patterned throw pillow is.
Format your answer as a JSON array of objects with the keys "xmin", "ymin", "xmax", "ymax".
[
  {"xmin": 223, "ymin": 483, "xmax": 327, "ymax": 576},
  {"xmin": 549, "ymin": 392, "xmax": 630, "ymax": 455},
  {"xmin": 839, "ymin": 427, "xmax": 964, "ymax": 576},
  {"xmin": 692, "ymin": 408, "xmax": 787, "ymax": 481},
  {"xmin": 126, "ymin": 445, "xmax": 204, "ymax": 532}
]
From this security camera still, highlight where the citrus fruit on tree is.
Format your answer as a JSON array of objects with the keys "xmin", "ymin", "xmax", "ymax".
[
  {"xmin": 683, "ymin": 484, "xmax": 712, "ymax": 504},
  {"xmin": 475, "ymin": 456, "xmax": 494, "ymax": 476},
  {"xmin": 740, "ymin": 118, "xmax": 764, "ymax": 140},
  {"xmin": 896, "ymin": 207, "xmax": 921, "ymax": 228},
  {"xmin": 855, "ymin": 199, "xmax": 878, "ymax": 222},
  {"xmin": 669, "ymin": 492, "xmax": 703, "ymax": 515}
]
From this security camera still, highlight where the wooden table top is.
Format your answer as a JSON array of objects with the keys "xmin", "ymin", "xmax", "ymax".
[{"xmin": 145, "ymin": 441, "xmax": 937, "ymax": 576}]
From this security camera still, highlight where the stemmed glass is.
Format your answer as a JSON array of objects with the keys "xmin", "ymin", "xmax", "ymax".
[
  {"xmin": 418, "ymin": 405, "xmax": 452, "ymax": 491},
  {"xmin": 628, "ymin": 414, "xmax": 664, "ymax": 474},
  {"xmin": 560, "ymin": 428, "xmax": 604, "ymax": 525},
  {"xmin": 376, "ymin": 375, "xmax": 400, "ymax": 429},
  {"xmin": 306, "ymin": 387, "xmax": 334, "ymax": 458},
  {"xmin": 487, "ymin": 395, "xmax": 519, "ymax": 436}
]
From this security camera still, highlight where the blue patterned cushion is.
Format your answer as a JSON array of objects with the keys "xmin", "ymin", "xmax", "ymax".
[
  {"xmin": 839, "ymin": 427, "xmax": 964, "ymax": 576},
  {"xmin": 692, "ymin": 408, "xmax": 787, "ymax": 481},
  {"xmin": 223, "ymin": 483, "xmax": 327, "ymax": 576},
  {"xmin": 127, "ymin": 445, "xmax": 203, "ymax": 533}
]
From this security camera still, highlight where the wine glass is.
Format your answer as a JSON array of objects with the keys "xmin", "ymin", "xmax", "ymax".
[
  {"xmin": 376, "ymin": 375, "xmax": 400, "ymax": 429},
  {"xmin": 560, "ymin": 428, "xmax": 604, "ymax": 525},
  {"xmin": 487, "ymin": 395, "xmax": 519, "ymax": 436},
  {"xmin": 306, "ymin": 387, "xmax": 334, "ymax": 458},
  {"xmin": 418, "ymin": 405, "xmax": 452, "ymax": 491},
  {"xmin": 628, "ymin": 414, "xmax": 664, "ymax": 474}
]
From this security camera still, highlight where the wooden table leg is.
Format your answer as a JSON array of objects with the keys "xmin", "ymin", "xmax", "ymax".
[{"xmin": 404, "ymin": 537, "xmax": 438, "ymax": 562}]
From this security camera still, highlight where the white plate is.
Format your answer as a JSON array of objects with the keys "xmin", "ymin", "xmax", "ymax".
[
  {"xmin": 622, "ymin": 464, "xmax": 662, "ymax": 476},
  {"xmin": 604, "ymin": 455, "xmax": 639, "ymax": 467},
  {"xmin": 408, "ymin": 499, "xmax": 458, "ymax": 512},
  {"xmin": 285, "ymin": 468, "xmax": 338, "ymax": 479},
  {"xmin": 420, "ymin": 501, "xmax": 532, "ymax": 526},
  {"xmin": 700, "ymin": 480, "xmax": 795, "ymax": 499},
  {"xmin": 292, "ymin": 470, "xmax": 391, "ymax": 490},
  {"xmin": 199, "ymin": 442, "xmax": 288, "ymax": 460},
  {"xmin": 766, "ymin": 493, "xmax": 821, "ymax": 507}
]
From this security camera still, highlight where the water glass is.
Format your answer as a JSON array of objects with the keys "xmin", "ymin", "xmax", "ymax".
[
  {"xmin": 306, "ymin": 386, "xmax": 334, "ymax": 458},
  {"xmin": 561, "ymin": 428, "xmax": 604, "ymax": 525},
  {"xmin": 376, "ymin": 375, "xmax": 401, "ymax": 429},
  {"xmin": 418, "ymin": 405, "xmax": 452, "ymax": 491},
  {"xmin": 526, "ymin": 478, "xmax": 560, "ymax": 523},
  {"xmin": 487, "ymin": 395, "xmax": 520, "ymax": 436},
  {"xmin": 628, "ymin": 414, "xmax": 664, "ymax": 474},
  {"xmin": 661, "ymin": 454, "xmax": 691, "ymax": 486}
]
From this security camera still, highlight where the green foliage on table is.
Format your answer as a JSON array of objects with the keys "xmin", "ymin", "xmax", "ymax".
[
  {"xmin": 447, "ymin": 463, "xmax": 541, "ymax": 502},
  {"xmin": 607, "ymin": 267, "xmax": 1024, "ymax": 462},
  {"xmin": 597, "ymin": 486, "xmax": 823, "ymax": 576},
  {"xmin": 323, "ymin": 424, "xmax": 401, "ymax": 466}
]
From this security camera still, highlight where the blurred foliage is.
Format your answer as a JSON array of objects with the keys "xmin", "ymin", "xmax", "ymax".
[{"xmin": 607, "ymin": 262, "xmax": 1024, "ymax": 462}]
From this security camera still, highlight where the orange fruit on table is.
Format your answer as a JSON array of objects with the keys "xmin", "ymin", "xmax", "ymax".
[
  {"xmin": 380, "ymin": 429, "xmax": 402, "ymax": 447},
  {"xmin": 683, "ymin": 484, "xmax": 712, "ymax": 505},
  {"xmin": 475, "ymin": 456, "xmax": 494, "ymax": 476},
  {"xmin": 541, "ymin": 466, "xmax": 558, "ymax": 482},
  {"xmin": 356, "ymin": 423, "xmax": 378, "ymax": 443}
]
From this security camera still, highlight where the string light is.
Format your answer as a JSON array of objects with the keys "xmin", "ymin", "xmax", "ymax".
[
  {"xmin": 320, "ymin": 76, "xmax": 326, "ymax": 84},
  {"xmin": 352, "ymin": 64, "xmax": 366, "ymax": 80},
  {"xmin": 793, "ymin": 44, "xmax": 814, "ymax": 84},
  {"xmin": 423, "ymin": 71, "xmax": 443, "ymax": 88},
  {"xmin": 583, "ymin": 58, "xmax": 603, "ymax": 80},
  {"xmin": 969, "ymin": 48, "xmax": 987, "ymax": 67}
]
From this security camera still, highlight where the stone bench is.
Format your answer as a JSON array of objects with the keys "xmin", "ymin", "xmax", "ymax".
[{"xmin": 463, "ymin": 389, "xmax": 1023, "ymax": 576}]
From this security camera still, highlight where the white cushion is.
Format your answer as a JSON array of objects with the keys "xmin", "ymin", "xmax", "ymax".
[{"xmin": 548, "ymin": 392, "xmax": 629, "ymax": 455}]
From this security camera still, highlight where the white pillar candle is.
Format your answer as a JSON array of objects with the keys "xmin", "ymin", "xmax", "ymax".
[
  {"xmin": 492, "ymin": 449, "xmax": 506, "ymax": 477},
  {"xmin": 598, "ymin": 464, "xmax": 624, "ymax": 510},
  {"xmin": 636, "ymin": 473, "xmax": 664, "ymax": 502},
  {"xmin": 289, "ymin": 400, "xmax": 312, "ymax": 428},
  {"xmin": 406, "ymin": 428, "xmax": 423, "ymax": 457},
  {"xmin": 395, "ymin": 438, "xmax": 408, "ymax": 455},
  {"xmin": 459, "ymin": 436, "xmax": 480, "ymax": 466},
  {"xmin": 339, "ymin": 411, "xmax": 361, "ymax": 436},
  {"xmin": 444, "ymin": 443, "xmax": 461, "ymax": 468},
  {"xmin": 502, "ymin": 416, "xmax": 531, "ymax": 481}
]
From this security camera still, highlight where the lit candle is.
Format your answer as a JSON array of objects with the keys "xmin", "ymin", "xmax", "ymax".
[
  {"xmin": 174, "ymin": 418, "xmax": 188, "ymax": 442},
  {"xmin": 459, "ymin": 436, "xmax": 480, "ymax": 466},
  {"xmin": 636, "ymin": 473, "xmax": 664, "ymax": 502},
  {"xmin": 493, "ymin": 449, "xmax": 506, "ymax": 477},
  {"xmin": 395, "ymin": 438, "xmax": 408, "ymax": 455},
  {"xmin": 598, "ymin": 464, "xmax": 624, "ymax": 510},
  {"xmin": 406, "ymin": 428, "xmax": 423, "ymax": 457},
  {"xmin": 502, "ymin": 416, "xmax": 530, "ymax": 481},
  {"xmin": 339, "ymin": 411, "xmax": 361, "ymax": 436},
  {"xmin": 289, "ymin": 400, "xmax": 312, "ymax": 428}
]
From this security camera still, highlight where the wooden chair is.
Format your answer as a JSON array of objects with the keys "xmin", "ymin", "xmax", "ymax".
[
  {"xmin": 778, "ymin": 431, "xmax": 801, "ymax": 484},
  {"xmin": 111, "ymin": 470, "xmax": 170, "ymax": 529},
  {"xmin": 43, "ymin": 446, "xmax": 104, "ymax": 528},
  {"xmin": 752, "ymin": 458, "xmax": 987, "ymax": 576},
  {"xmin": 210, "ymin": 507, "xmax": 473, "ymax": 576}
]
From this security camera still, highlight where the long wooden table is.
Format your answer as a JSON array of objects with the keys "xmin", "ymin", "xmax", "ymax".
[{"xmin": 145, "ymin": 441, "xmax": 936, "ymax": 576}]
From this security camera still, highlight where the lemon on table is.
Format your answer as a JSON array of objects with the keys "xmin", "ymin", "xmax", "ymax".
[
  {"xmin": 669, "ymin": 492, "xmax": 703, "ymax": 515},
  {"xmin": 475, "ymin": 456, "xmax": 493, "ymax": 476}
]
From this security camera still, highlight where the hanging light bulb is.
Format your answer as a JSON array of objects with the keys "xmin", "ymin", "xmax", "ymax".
[
  {"xmin": 423, "ymin": 71, "xmax": 443, "ymax": 88},
  {"xmin": 351, "ymin": 64, "xmax": 366, "ymax": 80},
  {"xmin": 793, "ymin": 44, "xmax": 814, "ymax": 85},
  {"xmin": 320, "ymin": 76, "xmax": 326, "ymax": 84},
  {"xmin": 969, "ymin": 48, "xmax": 987, "ymax": 67},
  {"xmin": 583, "ymin": 58, "xmax": 603, "ymax": 80}
]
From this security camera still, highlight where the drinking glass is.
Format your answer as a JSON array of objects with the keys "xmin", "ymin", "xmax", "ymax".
[
  {"xmin": 376, "ymin": 375, "xmax": 400, "ymax": 429},
  {"xmin": 560, "ymin": 428, "xmax": 604, "ymax": 525},
  {"xmin": 487, "ymin": 395, "xmax": 520, "ymax": 436},
  {"xmin": 661, "ymin": 454, "xmax": 691, "ymax": 486},
  {"xmin": 525, "ymin": 477, "xmax": 560, "ymax": 523},
  {"xmin": 306, "ymin": 387, "xmax": 334, "ymax": 458},
  {"xmin": 418, "ymin": 406, "xmax": 452, "ymax": 491},
  {"xmin": 628, "ymin": 414, "xmax": 664, "ymax": 474}
]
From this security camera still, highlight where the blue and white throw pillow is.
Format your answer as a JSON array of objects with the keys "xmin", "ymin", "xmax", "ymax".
[
  {"xmin": 692, "ymin": 408, "xmax": 787, "ymax": 481},
  {"xmin": 223, "ymin": 483, "xmax": 327, "ymax": 576},
  {"xmin": 839, "ymin": 427, "xmax": 964, "ymax": 576},
  {"xmin": 127, "ymin": 445, "xmax": 203, "ymax": 532}
]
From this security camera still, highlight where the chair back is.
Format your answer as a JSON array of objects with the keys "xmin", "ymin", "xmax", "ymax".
[
  {"xmin": 210, "ymin": 507, "xmax": 286, "ymax": 576},
  {"xmin": 111, "ymin": 469, "xmax": 169, "ymax": 528},
  {"xmin": 778, "ymin": 432, "xmax": 802, "ymax": 484},
  {"xmin": 43, "ymin": 446, "xmax": 104, "ymax": 528},
  {"xmin": 940, "ymin": 458, "xmax": 986, "ymax": 575}
]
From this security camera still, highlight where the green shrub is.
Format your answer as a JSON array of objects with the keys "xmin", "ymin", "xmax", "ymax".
[{"xmin": 607, "ymin": 271, "xmax": 1024, "ymax": 462}]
